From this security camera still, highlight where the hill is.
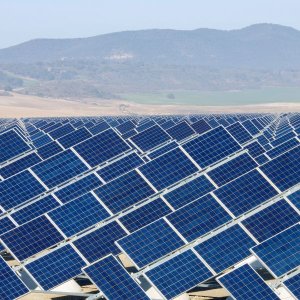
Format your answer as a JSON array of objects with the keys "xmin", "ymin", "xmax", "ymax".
[{"xmin": 1, "ymin": 24, "xmax": 300, "ymax": 99}]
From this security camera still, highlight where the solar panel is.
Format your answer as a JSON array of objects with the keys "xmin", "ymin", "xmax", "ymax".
[
  {"xmin": 166, "ymin": 194, "xmax": 231, "ymax": 242},
  {"xmin": 163, "ymin": 175, "xmax": 215, "ymax": 209},
  {"xmin": 0, "ymin": 130, "xmax": 30, "ymax": 164},
  {"xmin": 0, "ymin": 216, "xmax": 16, "ymax": 235},
  {"xmin": 182, "ymin": 126, "xmax": 241, "ymax": 168},
  {"xmin": 191, "ymin": 119, "xmax": 212, "ymax": 134},
  {"xmin": 283, "ymin": 273, "xmax": 300, "ymax": 299},
  {"xmin": 251, "ymin": 223, "xmax": 300, "ymax": 277},
  {"xmin": 0, "ymin": 170, "xmax": 46, "ymax": 210},
  {"xmin": 57, "ymin": 127, "xmax": 92, "ymax": 149},
  {"xmin": 217, "ymin": 264, "xmax": 280, "ymax": 300},
  {"xmin": 207, "ymin": 153, "xmax": 258, "ymax": 187},
  {"xmin": 194, "ymin": 225, "xmax": 256, "ymax": 273},
  {"xmin": 288, "ymin": 190, "xmax": 300, "ymax": 210},
  {"xmin": 214, "ymin": 170, "xmax": 278, "ymax": 216},
  {"xmin": 148, "ymin": 141, "xmax": 178, "ymax": 159},
  {"xmin": 48, "ymin": 123, "xmax": 74, "ymax": 140},
  {"xmin": 89, "ymin": 121, "xmax": 110, "ymax": 135},
  {"xmin": 0, "ymin": 215, "xmax": 64, "ymax": 261},
  {"xmin": 139, "ymin": 148, "xmax": 198, "ymax": 191},
  {"xmin": 117, "ymin": 219, "xmax": 185, "ymax": 268},
  {"xmin": 33, "ymin": 134, "xmax": 52, "ymax": 148},
  {"xmin": 74, "ymin": 129, "xmax": 130, "ymax": 167},
  {"xmin": 244, "ymin": 141, "xmax": 265, "ymax": 158},
  {"xmin": 97, "ymin": 152, "xmax": 144, "ymax": 182},
  {"xmin": 116, "ymin": 120, "xmax": 136, "ymax": 134},
  {"xmin": 119, "ymin": 197, "xmax": 172, "ymax": 232},
  {"xmin": 54, "ymin": 173, "xmax": 102, "ymax": 203},
  {"xmin": 226, "ymin": 122, "xmax": 252, "ymax": 144},
  {"xmin": 83, "ymin": 255, "xmax": 150, "ymax": 300},
  {"xmin": 94, "ymin": 170, "xmax": 155, "ymax": 214},
  {"xmin": 145, "ymin": 250, "xmax": 213, "ymax": 300},
  {"xmin": 48, "ymin": 193, "xmax": 110, "ymax": 237},
  {"xmin": 73, "ymin": 221, "xmax": 127, "ymax": 263},
  {"xmin": 266, "ymin": 138, "xmax": 299, "ymax": 159},
  {"xmin": 242, "ymin": 200, "xmax": 300, "ymax": 242},
  {"xmin": 260, "ymin": 146, "xmax": 300, "ymax": 191},
  {"xmin": 37, "ymin": 141, "xmax": 64, "ymax": 159},
  {"xmin": 130, "ymin": 125, "xmax": 171, "ymax": 152},
  {"xmin": 11, "ymin": 195, "xmax": 60, "ymax": 225},
  {"xmin": 24, "ymin": 244, "xmax": 86, "ymax": 290},
  {"xmin": 0, "ymin": 256, "xmax": 29, "ymax": 300},
  {"xmin": 31, "ymin": 149, "xmax": 88, "ymax": 188},
  {"xmin": 0, "ymin": 153, "xmax": 41, "ymax": 179},
  {"xmin": 166, "ymin": 121, "xmax": 195, "ymax": 141}
]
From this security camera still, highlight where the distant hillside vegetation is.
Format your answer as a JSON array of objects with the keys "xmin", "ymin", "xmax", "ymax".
[{"xmin": 1, "ymin": 24, "xmax": 300, "ymax": 99}]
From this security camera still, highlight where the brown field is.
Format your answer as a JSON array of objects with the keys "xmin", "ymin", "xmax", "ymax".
[{"xmin": 0, "ymin": 93, "xmax": 300, "ymax": 118}]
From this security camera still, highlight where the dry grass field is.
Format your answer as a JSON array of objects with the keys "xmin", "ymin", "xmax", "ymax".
[{"xmin": 0, "ymin": 93, "xmax": 299, "ymax": 118}]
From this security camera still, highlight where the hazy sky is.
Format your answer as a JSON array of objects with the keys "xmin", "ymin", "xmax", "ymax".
[{"xmin": 1, "ymin": 0, "xmax": 300, "ymax": 48}]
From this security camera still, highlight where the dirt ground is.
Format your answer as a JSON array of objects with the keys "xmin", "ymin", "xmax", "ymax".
[{"xmin": 0, "ymin": 93, "xmax": 299, "ymax": 118}]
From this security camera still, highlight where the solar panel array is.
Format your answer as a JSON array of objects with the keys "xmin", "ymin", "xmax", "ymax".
[{"xmin": 0, "ymin": 113, "xmax": 299, "ymax": 299}]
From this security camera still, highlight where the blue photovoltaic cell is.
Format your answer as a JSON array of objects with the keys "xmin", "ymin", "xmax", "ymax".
[
  {"xmin": 73, "ymin": 221, "xmax": 127, "ymax": 263},
  {"xmin": 32, "ymin": 150, "xmax": 88, "ymax": 188},
  {"xmin": 207, "ymin": 153, "xmax": 258, "ymax": 187},
  {"xmin": 48, "ymin": 193, "xmax": 110, "ymax": 237},
  {"xmin": 0, "ymin": 153, "xmax": 41, "ymax": 179},
  {"xmin": 166, "ymin": 121, "xmax": 195, "ymax": 141},
  {"xmin": 119, "ymin": 198, "xmax": 172, "ymax": 232},
  {"xmin": 37, "ymin": 141, "xmax": 64, "ymax": 159},
  {"xmin": 74, "ymin": 129, "xmax": 130, "ymax": 167},
  {"xmin": 97, "ymin": 152, "xmax": 144, "ymax": 182},
  {"xmin": 288, "ymin": 190, "xmax": 300, "ymax": 210},
  {"xmin": 218, "ymin": 264, "xmax": 280, "ymax": 300},
  {"xmin": 139, "ymin": 148, "xmax": 198, "ymax": 191},
  {"xmin": 148, "ymin": 141, "xmax": 178, "ymax": 159},
  {"xmin": 194, "ymin": 225, "xmax": 256, "ymax": 273},
  {"xmin": 0, "ymin": 170, "xmax": 46, "ymax": 210},
  {"xmin": 167, "ymin": 194, "xmax": 231, "ymax": 242},
  {"xmin": 226, "ymin": 122, "xmax": 252, "ymax": 144},
  {"xmin": 191, "ymin": 119, "xmax": 212, "ymax": 134},
  {"xmin": 57, "ymin": 127, "xmax": 92, "ymax": 149},
  {"xmin": 83, "ymin": 255, "xmax": 149, "ymax": 300},
  {"xmin": 54, "ymin": 174, "xmax": 102, "ymax": 203},
  {"xmin": 146, "ymin": 250, "xmax": 213, "ymax": 300},
  {"xmin": 267, "ymin": 138, "xmax": 299, "ymax": 159},
  {"xmin": 214, "ymin": 170, "xmax": 278, "ymax": 216},
  {"xmin": 130, "ymin": 125, "xmax": 171, "ymax": 152},
  {"xmin": 0, "ymin": 130, "xmax": 30, "ymax": 163},
  {"xmin": 11, "ymin": 195, "xmax": 60, "ymax": 225},
  {"xmin": 0, "ymin": 256, "xmax": 29, "ymax": 300},
  {"xmin": 284, "ymin": 274, "xmax": 300, "ymax": 299},
  {"xmin": 242, "ymin": 200, "xmax": 300, "ymax": 242},
  {"xmin": 117, "ymin": 219, "xmax": 185, "ymax": 268},
  {"xmin": 0, "ymin": 216, "xmax": 63, "ymax": 261},
  {"xmin": 251, "ymin": 224, "xmax": 300, "ymax": 277},
  {"xmin": 95, "ymin": 170, "xmax": 155, "ymax": 214},
  {"xmin": 0, "ymin": 217, "xmax": 16, "ymax": 235},
  {"xmin": 25, "ymin": 244, "xmax": 86, "ymax": 290},
  {"xmin": 122, "ymin": 129, "xmax": 137, "ymax": 139},
  {"xmin": 182, "ymin": 126, "xmax": 241, "ymax": 168},
  {"xmin": 164, "ymin": 175, "xmax": 215, "ymax": 209},
  {"xmin": 260, "ymin": 146, "xmax": 300, "ymax": 191}
]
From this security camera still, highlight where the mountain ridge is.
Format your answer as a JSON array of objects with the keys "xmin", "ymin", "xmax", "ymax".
[{"xmin": 1, "ymin": 23, "xmax": 300, "ymax": 69}]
